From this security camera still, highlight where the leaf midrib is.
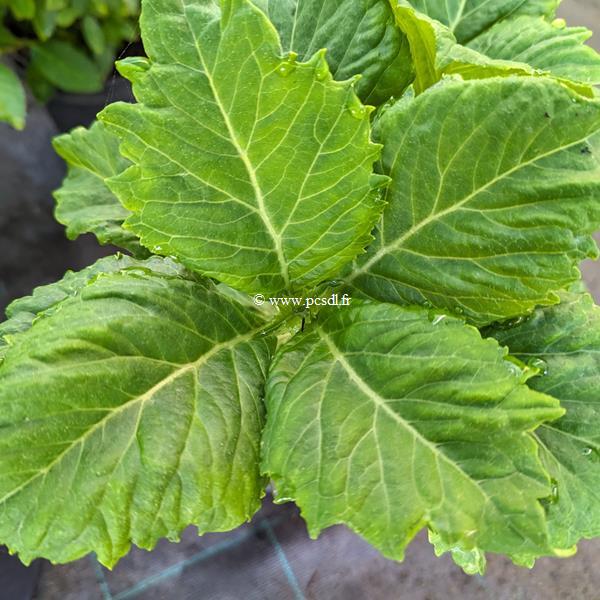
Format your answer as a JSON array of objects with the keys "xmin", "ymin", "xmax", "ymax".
[
  {"xmin": 182, "ymin": 1, "xmax": 291, "ymax": 291},
  {"xmin": 346, "ymin": 131, "xmax": 593, "ymax": 283},
  {"xmin": 318, "ymin": 327, "xmax": 493, "ymax": 505}
]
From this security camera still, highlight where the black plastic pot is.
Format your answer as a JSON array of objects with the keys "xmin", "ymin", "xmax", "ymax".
[
  {"xmin": 0, "ymin": 550, "xmax": 40, "ymax": 600},
  {"xmin": 47, "ymin": 74, "xmax": 135, "ymax": 132}
]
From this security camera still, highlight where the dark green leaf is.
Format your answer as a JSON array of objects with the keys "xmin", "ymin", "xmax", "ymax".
[
  {"xmin": 345, "ymin": 78, "xmax": 600, "ymax": 326},
  {"xmin": 489, "ymin": 293, "xmax": 600, "ymax": 551},
  {"xmin": 0, "ymin": 265, "xmax": 275, "ymax": 566},
  {"xmin": 404, "ymin": 0, "xmax": 558, "ymax": 43},
  {"xmin": 252, "ymin": 0, "xmax": 414, "ymax": 104}
]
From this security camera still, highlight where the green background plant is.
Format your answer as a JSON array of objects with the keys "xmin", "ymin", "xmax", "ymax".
[{"xmin": 0, "ymin": 0, "xmax": 140, "ymax": 129}]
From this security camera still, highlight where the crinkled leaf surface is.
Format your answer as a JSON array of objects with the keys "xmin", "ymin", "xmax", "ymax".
[
  {"xmin": 100, "ymin": 0, "xmax": 385, "ymax": 296},
  {"xmin": 390, "ymin": 4, "xmax": 541, "ymax": 95},
  {"xmin": 404, "ymin": 0, "xmax": 558, "ymax": 43},
  {"xmin": 0, "ymin": 265, "xmax": 275, "ymax": 566},
  {"xmin": 251, "ymin": 0, "xmax": 413, "ymax": 105},
  {"xmin": 0, "ymin": 255, "xmax": 182, "ymax": 352},
  {"xmin": 345, "ymin": 78, "xmax": 600, "ymax": 326},
  {"xmin": 0, "ymin": 64, "xmax": 25, "ymax": 130},
  {"xmin": 428, "ymin": 530, "xmax": 486, "ymax": 575},
  {"xmin": 262, "ymin": 303, "xmax": 563, "ymax": 561},
  {"xmin": 53, "ymin": 122, "xmax": 147, "ymax": 255},
  {"xmin": 489, "ymin": 293, "xmax": 600, "ymax": 551},
  {"xmin": 469, "ymin": 16, "xmax": 600, "ymax": 87}
]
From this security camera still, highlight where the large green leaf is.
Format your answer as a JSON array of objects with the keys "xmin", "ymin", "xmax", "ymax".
[
  {"xmin": 0, "ymin": 64, "xmax": 25, "ymax": 130},
  {"xmin": 469, "ymin": 16, "xmax": 600, "ymax": 87},
  {"xmin": 100, "ymin": 0, "xmax": 385, "ymax": 296},
  {"xmin": 53, "ymin": 122, "xmax": 148, "ymax": 255},
  {"xmin": 404, "ymin": 0, "xmax": 558, "ymax": 43},
  {"xmin": 251, "ymin": 0, "xmax": 414, "ymax": 105},
  {"xmin": 0, "ymin": 265, "xmax": 275, "ymax": 566},
  {"xmin": 262, "ymin": 303, "xmax": 563, "ymax": 561},
  {"xmin": 345, "ymin": 77, "xmax": 600, "ymax": 326},
  {"xmin": 489, "ymin": 293, "xmax": 600, "ymax": 551}
]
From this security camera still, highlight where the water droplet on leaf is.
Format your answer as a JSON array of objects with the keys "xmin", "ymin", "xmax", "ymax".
[
  {"xmin": 315, "ymin": 62, "xmax": 328, "ymax": 81},
  {"xmin": 312, "ymin": 50, "xmax": 329, "ymax": 82},
  {"xmin": 506, "ymin": 362, "xmax": 523, "ymax": 377},
  {"xmin": 277, "ymin": 61, "xmax": 296, "ymax": 77},
  {"xmin": 582, "ymin": 447, "xmax": 593, "ymax": 457},
  {"xmin": 550, "ymin": 479, "xmax": 559, "ymax": 502},
  {"xmin": 509, "ymin": 316, "xmax": 526, "ymax": 327},
  {"xmin": 528, "ymin": 358, "xmax": 548, "ymax": 375},
  {"xmin": 350, "ymin": 106, "xmax": 366, "ymax": 119},
  {"xmin": 430, "ymin": 314, "xmax": 446, "ymax": 326},
  {"xmin": 347, "ymin": 95, "xmax": 367, "ymax": 120}
]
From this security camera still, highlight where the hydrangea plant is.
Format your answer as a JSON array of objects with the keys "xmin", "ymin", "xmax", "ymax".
[{"xmin": 1, "ymin": 0, "xmax": 600, "ymax": 575}]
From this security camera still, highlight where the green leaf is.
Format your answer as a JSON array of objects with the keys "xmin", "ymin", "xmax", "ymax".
[
  {"xmin": 53, "ymin": 122, "xmax": 148, "ymax": 255},
  {"xmin": 390, "ymin": 4, "xmax": 592, "ymax": 97},
  {"xmin": 391, "ymin": 4, "xmax": 530, "ymax": 95},
  {"xmin": 31, "ymin": 1, "xmax": 59, "ymax": 40},
  {"xmin": 45, "ymin": 0, "xmax": 67, "ymax": 10},
  {"xmin": 0, "ymin": 23, "xmax": 24, "ymax": 51},
  {"xmin": 251, "ymin": 0, "xmax": 414, "ymax": 105},
  {"xmin": 55, "ymin": 6, "xmax": 84, "ymax": 27},
  {"xmin": 100, "ymin": 0, "xmax": 386, "ymax": 296},
  {"xmin": 262, "ymin": 302, "xmax": 564, "ymax": 562},
  {"xmin": 469, "ymin": 16, "xmax": 600, "ymax": 87},
  {"xmin": 25, "ymin": 58, "xmax": 55, "ymax": 102},
  {"xmin": 488, "ymin": 293, "xmax": 600, "ymax": 551},
  {"xmin": 404, "ymin": 0, "xmax": 559, "ymax": 43},
  {"xmin": 29, "ymin": 40, "xmax": 104, "ymax": 93},
  {"xmin": 428, "ymin": 530, "xmax": 486, "ymax": 575},
  {"xmin": 9, "ymin": 0, "xmax": 35, "ymax": 20},
  {"xmin": 0, "ymin": 265, "xmax": 275, "ymax": 566},
  {"xmin": 345, "ymin": 78, "xmax": 600, "ymax": 326},
  {"xmin": 0, "ymin": 64, "xmax": 25, "ymax": 130},
  {"xmin": 82, "ymin": 15, "xmax": 107, "ymax": 55},
  {"xmin": 0, "ymin": 255, "xmax": 182, "ymax": 354}
]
